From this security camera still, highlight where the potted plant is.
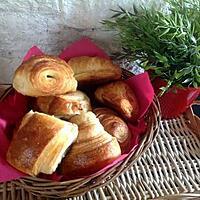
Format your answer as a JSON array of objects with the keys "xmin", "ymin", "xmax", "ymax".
[{"xmin": 103, "ymin": 0, "xmax": 200, "ymax": 118}]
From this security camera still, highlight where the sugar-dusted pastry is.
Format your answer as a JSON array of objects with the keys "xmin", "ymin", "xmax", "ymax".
[
  {"xmin": 60, "ymin": 111, "xmax": 121, "ymax": 178},
  {"xmin": 36, "ymin": 90, "xmax": 92, "ymax": 119},
  {"xmin": 6, "ymin": 111, "xmax": 78, "ymax": 176},
  {"xmin": 68, "ymin": 56, "xmax": 121, "ymax": 84},
  {"xmin": 93, "ymin": 107, "xmax": 131, "ymax": 152},
  {"xmin": 95, "ymin": 81, "xmax": 139, "ymax": 121},
  {"xmin": 13, "ymin": 55, "xmax": 77, "ymax": 97}
]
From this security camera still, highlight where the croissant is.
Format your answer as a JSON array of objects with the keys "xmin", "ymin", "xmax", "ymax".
[
  {"xmin": 36, "ymin": 90, "xmax": 92, "ymax": 119},
  {"xmin": 93, "ymin": 107, "xmax": 131, "ymax": 152},
  {"xmin": 60, "ymin": 111, "xmax": 121, "ymax": 178},
  {"xmin": 6, "ymin": 111, "xmax": 78, "ymax": 176},
  {"xmin": 68, "ymin": 56, "xmax": 121, "ymax": 85},
  {"xmin": 95, "ymin": 81, "xmax": 139, "ymax": 121},
  {"xmin": 13, "ymin": 55, "xmax": 77, "ymax": 97}
]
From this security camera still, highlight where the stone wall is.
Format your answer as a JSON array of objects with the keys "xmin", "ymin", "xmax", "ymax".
[{"xmin": 0, "ymin": 0, "xmax": 160, "ymax": 83}]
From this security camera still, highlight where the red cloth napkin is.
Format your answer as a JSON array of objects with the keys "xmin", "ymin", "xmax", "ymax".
[
  {"xmin": 0, "ymin": 46, "xmax": 44, "ymax": 182},
  {"xmin": 59, "ymin": 37, "xmax": 110, "ymax": 61},
  {"xmin": 0, "ymin": 37, "xmax": 154, "ymax": 182},
  {"xmin": 125, "ymin": 72, "xmax": 154, "ymax": 119},
  {"xmin": 0, "ymin": 92, "xmax": 28, "ymax": 182},
  {"xmin": 23, "ymin": 46, "xmax": 44, "ymax": 62}
]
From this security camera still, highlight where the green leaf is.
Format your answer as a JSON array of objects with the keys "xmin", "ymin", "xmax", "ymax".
[
  {"xmin": 144, "ymin": 65, "xmax": 156, "ymax": 70},
  {"xmin": 111, "ymin": 12, "xmax": 123, "ymax": 18},
  {"xmin": 193, "ymin": 81, "xmax": 198, "ymax": 87},
  {"xmin": 190, "ymin": 35, "xmax": 197, "ymax": 44},
  {"xmin": 154, "ymin": 52, "xmax": 168, "ymax": 64},
  {"xmin": 182, "ymin": 78, "xmax": 193, "ymax": 84},
  {"xmin": 159, "ymin": 28, "xmax": 171, "ymax": 37}
]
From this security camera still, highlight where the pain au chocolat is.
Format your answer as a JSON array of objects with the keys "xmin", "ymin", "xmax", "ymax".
[
  {"xmin": 68, "ymin": 56, "xmax": 122, "ymax": 85},
  {"xmin": 6, "ymin": 111, "xmax": 78, "ymax": 176}
]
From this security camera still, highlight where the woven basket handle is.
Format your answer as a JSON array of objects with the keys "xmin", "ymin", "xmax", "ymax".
[
  {"xmin": 185, "ymin": 99, "xmax": 200, "ymax": 139},
  {"xmin": 192, "ymin": 99, "xmax": 200, "ymax": 106}
]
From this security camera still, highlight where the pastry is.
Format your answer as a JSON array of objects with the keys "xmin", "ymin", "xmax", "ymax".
[
  {"xmin": 13, "ymin": 55, "xmax": 77, "ymax": 96},
  {"xmin": 93, "ymin": 107, "xmax": 131, "ymax": 152},
  {"xmin": 95, "ymin": 81, "xmax": 139, "ymax": 121},
  {"xmin": 36, "ymin": 90, "xmax": 92, "ymax": 119},
  {"xmin": 68, "ymin": 56, "xmax": 121, "ymax": 84},
  {"xmin": 60, "ymin": 111, "xmax": 121, "ymax": 178},
  {"xmin": 6, "ymin": 111, "xmax": 78, "ymax": 176}
]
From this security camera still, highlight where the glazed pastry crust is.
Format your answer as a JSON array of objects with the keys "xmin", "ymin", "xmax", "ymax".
[
  {"xmin": 95, "ymin": 81, "xmax": 139, "ymax": 121},
  {"xmin": 93, "ymin": 107, "xmax": 131, "ymax": 152},
  {"xmin": 68, "ymin": 56, "xmax": 121, "ymax": 84},
  {"xmin": 13, "ymin": 55, "xmax": 77, "ymax": 96},
  {"xmin": 6, "ymin": 111, "xmax": 78, "ymax": 176},
  {"xmin": 60, "ymin": 111, "xmax": 121, "ymax": 177},
  {"xmin": 36, "ymin": 90, "xmax": 91, "ymax": 119}
]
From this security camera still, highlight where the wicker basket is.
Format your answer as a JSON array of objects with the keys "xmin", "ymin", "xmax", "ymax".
[{"xmin": 0, "ymin": 69, "xmax": 161, "ymax": 198}]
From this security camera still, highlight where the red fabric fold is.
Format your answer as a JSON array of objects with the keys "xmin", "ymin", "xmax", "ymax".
[
  {"xmin": 0, "ymin": 92, "xmax": 28, "ymax": 182},
  {"xmin": 59, "ymin": 37, "xmax": 109, "ymax": 61},
  {"xmin": 125, "ymin": 72, "xmax": 154, "ymax": 119}
]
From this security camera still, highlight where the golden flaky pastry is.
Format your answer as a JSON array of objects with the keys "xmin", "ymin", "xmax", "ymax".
[
  {"xmin": 6, "ymin": 111, "xmax": 78, "ymax": 176},
  {"xmin": 13, "ymin": 55, "xmax": 77, "ymax": 96},
  {"xmin": 60, "ymin": 111, "xmax": 121, "ymax": 178},
  {"xmin": 68, "ymin": 56, "xmax": 121, "ymax": 84},
  {"xmin": 95, "ymin": 81, "xmax": 139, "ymax": 121},
  {"xmin": 36, "ymin": 90, "xmax": 92, "ymax": 119},
  {"xmin": 93, "ymin": 107, "xmax": 131, "ymax": 152}
]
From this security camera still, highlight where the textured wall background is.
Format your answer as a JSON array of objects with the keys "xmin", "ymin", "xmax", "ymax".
[{"xmin": 0, "ymin": 0, "xmax": 160, "ymax": 83}]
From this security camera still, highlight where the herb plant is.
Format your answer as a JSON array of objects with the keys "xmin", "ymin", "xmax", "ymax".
[{"xmin": 103, "ymin": 0, "xmax": 200, "ymax": 93}]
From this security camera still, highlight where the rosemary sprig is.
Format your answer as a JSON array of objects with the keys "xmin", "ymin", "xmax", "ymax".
[{"xmin": 103, "ymin": 0, "xmax": 200, "ymax": 93}]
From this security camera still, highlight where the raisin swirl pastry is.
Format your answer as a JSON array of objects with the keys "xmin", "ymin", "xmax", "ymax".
[{"xmin": 13, "ymin": 55, "xmax": 77, "ymax": 96}]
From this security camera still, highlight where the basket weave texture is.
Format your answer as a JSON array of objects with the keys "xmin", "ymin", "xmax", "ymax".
[{"xmin": 0, "ymin": 69, "xmax": 160, "ymax": 198}]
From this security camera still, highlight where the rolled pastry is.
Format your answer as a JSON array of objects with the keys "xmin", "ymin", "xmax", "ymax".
[
  {"xmin": 93, "ymin": 107, "xmax": 131, "ymax": 152},
  {"xmin": 36, "ymin": 90, "xmax": 92, "ymax": 119},
  {"xmin": 60, "ymin": 111, "xmax": 121, "ymax": 178},
  {"xmin": 95, "ymin": 81, "xmax": 139, "ymax": 121},
  {"xmin": 13, "ymin": 55, "xmax": 77, "ymax": 96},
  {"xmin": 6, "ymin": 111, "xmax": 78, "ymax": 176},
  {"xmin": 68, "ymin": 56, "xmax": 121, "ymax": 85}
]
